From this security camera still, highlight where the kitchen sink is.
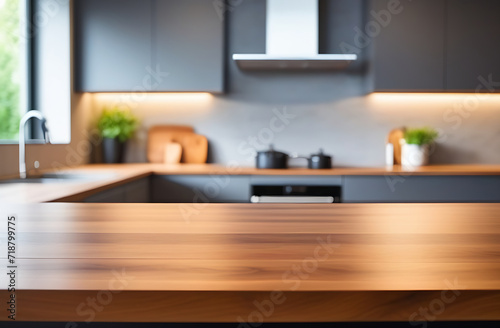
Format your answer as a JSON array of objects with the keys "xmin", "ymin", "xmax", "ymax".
[
  {"xmin": 1, "ymin": 178, "xmax": 80, "ymax": 184},
  {"xmin": 0, "ymin": 172, "xmax": 118, "ymax": 184}
]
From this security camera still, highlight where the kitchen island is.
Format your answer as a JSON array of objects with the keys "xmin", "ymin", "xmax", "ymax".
[{"xmin": 0, "ymin": 203, "xmax": 499, "ymax": 323}]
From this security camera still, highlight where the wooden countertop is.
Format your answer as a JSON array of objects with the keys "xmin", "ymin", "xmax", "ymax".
[
  {"xmin": 2, "ymin": 163, "xmax": 500, "ymax": 204},
  {"xmin": 0, "ymin": 203, "xmax": 499, "ymax": 322},
  {"xmin": 85, "ymin": 163, "xmax": 500, "ymax": 176}
]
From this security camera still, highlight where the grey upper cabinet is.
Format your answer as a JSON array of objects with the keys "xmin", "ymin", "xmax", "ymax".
[
  {"xmin": 75, "ymin": 0, "xmax": 224, "ymax": 93},
  {"xmin": 372, "ymin": 0, "xmax": 500, "ymax": 92},
  {"xmin": 153, "ymin": 0, "xmax": 224, "ymax": 92},
  {"xmin": 372, "ymin": 0, "xmax": 446, "ymax": 92},
  {"xmin": 446, "ymin": 0, "xmax": 500, "ymax": 91},
  {"xmin": 75, "ymin": 0, "xmax": 153, "ymax": 92}
]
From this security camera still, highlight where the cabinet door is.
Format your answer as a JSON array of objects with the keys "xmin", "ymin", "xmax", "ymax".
[
  {"xmin": 84, "ymin": 185, "xmax": 126, "ymax": 203},
  {"xmin": 153, "ymin": 0, "xmax": 224, "ymax": 92},
  {"xmin": 123, "ymin": 178, "xmax": 151, "ymax": 203},
  {"xmin": 446, "ymin": 0, "xmax": 500, "ymax": 91},
  {"xmin": 372, "ymin": 0, "xmax": 446, "ymax": 91},
  {"xmin": 343, "ymin": 176, "xmax": 500, "ymax": 203},
  {"xmin": 84, "ymin": 178, "xmax": 150, "ymax": 203},
  {"xmin": 151, "ymin": 175, "xmax": 250, "ymax": 203},
  {"xmin": 75, "ymin": 0, "xmax": 153, "ymax": 92}
]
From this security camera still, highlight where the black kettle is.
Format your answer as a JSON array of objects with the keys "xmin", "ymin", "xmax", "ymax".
[{"xmin": 256, "ymin": 145, "xmax": 289, "ymax": 169}]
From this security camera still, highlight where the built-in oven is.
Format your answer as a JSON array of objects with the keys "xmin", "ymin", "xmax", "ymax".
[{"xmin": 250, "ymin": 185, "xmax": 342, "ymax": 204}]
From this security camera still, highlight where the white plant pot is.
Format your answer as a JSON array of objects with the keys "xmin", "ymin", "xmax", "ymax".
[{"xmin": 401, "ymin": 144, "xmax": 429, "ymax": 168}]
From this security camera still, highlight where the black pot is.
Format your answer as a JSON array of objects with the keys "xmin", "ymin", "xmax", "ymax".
[
  {"xmin": 256, "ymin": 145, "xmax": 289, "ymax": 169},
  {"xmin": 308, "ymin": 149, "xmax": 332, "ymax": 169},
  {"xmin": 102, "ymin": 138, "xmax": 126, "ymax": 164}
]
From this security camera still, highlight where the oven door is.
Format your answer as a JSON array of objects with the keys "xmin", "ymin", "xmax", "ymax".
[
  {"xmin": 251, "ymin": 185, "xmax": 341, "ymax": 204},
  {"xmin": 250, "ymin": 196, "xmax": 335, "ymax": 203}
]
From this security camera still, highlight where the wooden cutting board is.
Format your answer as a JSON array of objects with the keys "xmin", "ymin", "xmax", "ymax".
[
  {"xmin": 148, "ymin": 125, "xmax": 208, "ymax": 164},
  {"xmin": 182, "ymin": 134, "xmax": 208, "ymax": 164},
  {"xmin": 387, "ymin": 128, "xmax": 406, "ymax": 165}
]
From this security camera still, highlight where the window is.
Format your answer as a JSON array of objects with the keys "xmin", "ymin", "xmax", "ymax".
[
  {"xmin": 0, "ymin": 0, "xmax": 71, "ymax": 144},
  {"xmin": 0, "ymin": 0, "xmax": 26, "ymax": 141}
]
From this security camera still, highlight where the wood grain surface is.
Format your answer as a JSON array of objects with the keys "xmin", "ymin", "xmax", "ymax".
[{"xmin": 0, "ymin": 203, "xmax": 499, "ymax": 322}]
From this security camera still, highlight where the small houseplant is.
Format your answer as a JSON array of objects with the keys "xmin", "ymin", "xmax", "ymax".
[
  {"xmin": 401, "ymin": 127, "xmax": 438, "ymax": 168},
  {"xmin": 97, "ymin": 108, "xmax": 138, "ymax": 163}
]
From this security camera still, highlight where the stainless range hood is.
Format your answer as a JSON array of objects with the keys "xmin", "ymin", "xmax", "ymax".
[{"xmin": 233, "ymin": 0, "xmax": 357, "ymax": 70}]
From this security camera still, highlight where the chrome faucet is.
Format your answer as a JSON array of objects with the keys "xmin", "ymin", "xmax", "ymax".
[{"xmin": 19, "ymin": 110, "xmax": 50, "ymax": 179}]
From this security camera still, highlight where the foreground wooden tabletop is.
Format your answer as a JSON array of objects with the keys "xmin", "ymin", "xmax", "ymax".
[{"xmin": 0, "ymin": 203, "xmax": 499, "ymax": 322}]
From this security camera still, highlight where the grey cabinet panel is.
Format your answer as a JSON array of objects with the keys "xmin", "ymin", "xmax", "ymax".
[
  {"xmin": 154, "ymin": 0, "xmax": 224, "ymax": 92},
  {"xmin": 124, "ymin": 178, "xmax": 151, "ymax": 203},
  {"xmin": 84, "ymin": 185, "xmax": 127, "ymax": 203},
  {"xmin": 152, "ymin": 175, "xmax": 251, "ymax": 203},
  {"xmin": 446, "ymin": 0, "xmax": 500, "ymax": 91},
  {"xmin": 250, "ymin": 176, "xmax": 342, "ymax": 186},
  {"xmin": 84, "ymin": 178, "xmax": 150, "ymax": 203},
  {"xmin": 344, "ymin": 176, "xmax": 500, "ymax": 203},
  {"xmin": 372, "ymin": 0, "xmax": 446, "ymax": 91},
  {"xmin": 75, "ymin": 0, "xmax": 224, "ymax": 92},
  {"xmin": 75, "ymin": 0, "xmax": 153, "ymax": 92}
]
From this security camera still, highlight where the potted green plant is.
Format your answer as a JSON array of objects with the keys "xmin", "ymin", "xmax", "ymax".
[
  {"xmin": 401, "ymin": 127, "xmax": 438, "ymax": 168},
  {"xmin": 97, "ymin": 108, "xmax": 138, "ymax": 163}
]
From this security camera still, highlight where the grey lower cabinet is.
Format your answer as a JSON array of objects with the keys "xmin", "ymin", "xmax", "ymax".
[
  {"xmin": 84, "ymin": 178, "xmax": 150, "ymax": 203},
  {"xmin": 151, "ymin": 175, "xmax": 251, "ymax": 203},
  {"xmin": 74, "ymin": 0, "xmax": 224, "ymax": 92},
  {"xmin": 152, "ymin": 175, "xmax": 344, "ymax": 203},
  {"xmin": 372, "ymin": 0, "xmax": 500, "ymax": 92},
  {"xmin": 82, "ymin": 174, "xmax": 500, "ymax": 204},
  {"xmin": 343, "ymin": 176, "xmax": 500, "ymax": 203}
]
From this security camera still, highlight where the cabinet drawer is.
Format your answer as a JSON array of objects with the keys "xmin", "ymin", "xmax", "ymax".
[
  {"xmin": 344, "ymin": 176, "xmax": 500, "ymax": 203},
  {"xmin": 84, "ymin": 178, "xmax": 150, "ymax": 203},
  {"xmin": 152, "ymin": 175, "xmax": 251, "ymax": 203},
  {"xmin": 250, "ymin": 176, "xmax": 342, "ymax": 186}
]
